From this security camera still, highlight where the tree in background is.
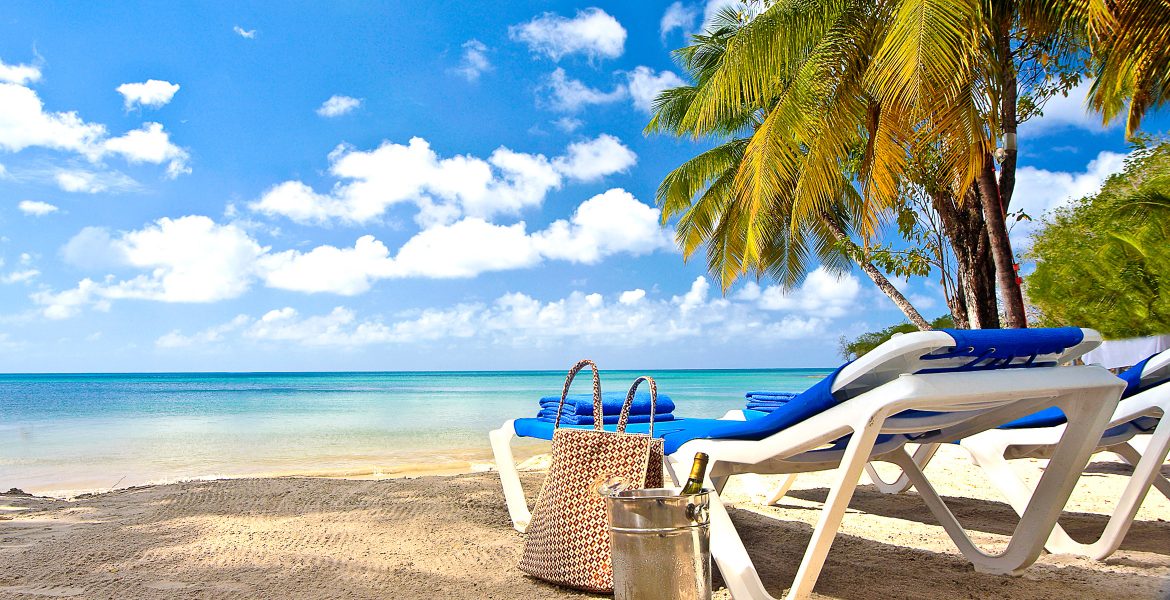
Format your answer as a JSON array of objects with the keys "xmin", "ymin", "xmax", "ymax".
[
  {"xmin": 1027, "ymin": 141, "xmax": 1170, "ymax": 337},
  {"xmin": 839, "ymin": 315, "xmax": 955, "ymax": 360}
]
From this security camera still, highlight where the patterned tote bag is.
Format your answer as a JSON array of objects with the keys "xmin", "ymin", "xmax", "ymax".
[{"xmin": 518, "ymin": 360, "xmax": 665, "ymax": 592}]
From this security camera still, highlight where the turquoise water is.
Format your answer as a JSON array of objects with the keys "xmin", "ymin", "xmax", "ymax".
[{"xmin": 0, "ymin": 369, "xmax": 830, "ymax": 495}]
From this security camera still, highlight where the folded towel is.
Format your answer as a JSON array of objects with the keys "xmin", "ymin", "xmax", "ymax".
[
  {"xmin": 539, "ymin": 391, "xmax": 675, "ymax": 416},
  {"xmin": 536, "ymin": 411, "xmax": 676, "ymax": 425},
  {"xmin": 745, "ymin": 391, "xmax": 798, "ymax": 402}
]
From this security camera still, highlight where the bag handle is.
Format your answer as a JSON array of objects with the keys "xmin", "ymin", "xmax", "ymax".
[
  {"xmin": 553, "ymin": 359, "xmax": 603, "ymax": 429},
  {"xmin": 618, "ymin": 376, "xmax": 657, "ymax": 435}
]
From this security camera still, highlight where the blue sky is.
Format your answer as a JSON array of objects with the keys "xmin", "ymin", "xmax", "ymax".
[{"xmin": 0, "ymin": 2, "xmax": 1160, "ymax": 373}]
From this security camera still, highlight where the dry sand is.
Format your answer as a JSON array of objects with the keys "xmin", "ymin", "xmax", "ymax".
[{"xmin": 1, "ymin": 445, "xmax": 1168, "ymax": 599}]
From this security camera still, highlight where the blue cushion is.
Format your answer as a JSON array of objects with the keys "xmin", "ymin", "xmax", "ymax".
[
  {"xmin": 918, "ymin": 327, "xmax": 1085, "ymax": 372},
  {"xmin": 1000, "ymin": 352, "xmax": 1166, "ymax": 430}
]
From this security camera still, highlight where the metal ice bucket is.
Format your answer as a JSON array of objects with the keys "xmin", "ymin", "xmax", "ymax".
[{"xmin": 605, "ymin": 487, "xmax": 711, "ymax": 600}]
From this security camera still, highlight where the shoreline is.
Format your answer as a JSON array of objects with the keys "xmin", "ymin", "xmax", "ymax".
[{"xmin": 4, "ymin": 442, "xmax": 551, "ymax": 500}]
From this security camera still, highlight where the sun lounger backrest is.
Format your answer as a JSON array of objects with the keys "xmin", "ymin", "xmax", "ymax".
[
  {"xmin": 1119, "ymin": 348, "xmax": 1170, "ymax": 396},
  {"xmin": 831, "ymin": 328, "xmax": 1101, "ymax": 401}
]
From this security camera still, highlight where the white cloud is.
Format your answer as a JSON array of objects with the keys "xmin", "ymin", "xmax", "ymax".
[
  {"xmin": 509, "ymin": 8, "xmax": 626, "ymax": 61},
  {"xmin": 54, "ymin": 168, "xmax": 137, "ymax": 193},
  {"xmin": 1021, "ymin": 81, "xmax": 1120, "ymax": 137},
  {"xmin": 544, "ymin": 68, "xmax": 626, "ymax": 112},
  {"xmin": 156, "ymin": 315, "xmax": 249, "ymax": 348},
  {"xmin": 389, "ymin": 219, "xmax": 544, "ymax": 278},
  {"xmin": 452, "ymin": 40, "xmax": 491, "ymax": 81},
  {"xmin": 626, "ymin": 66, "xmax": 686, "ymax": 113},
  {"xmin": 534, "ymin": 188, "xmax": 672, "ymax": 263},
  {"xmin": 170, "ymin": 275, "xmax": 837, "ymax": 349},
  {"xmin": 755, "ymin": 267, "xmax": 862, "ymax": 318},
  {"xmin": 317, "ymin": 95, "xmax": 362, "ymax": 118},
  {"xmin": 0, "ymin": 82, "xmax": 107, "ymax": 155},
  {"xmin": 103, "ymin": 122, "xmax": 190, "ymax": 177},
  {"xmin": 0, "ymin": 59, "xmax": 41, "ymax": 85},
  {"xmin": 552, "ymin": 134, "xmax": 636, "ymax": 181},
  {"xmin": 116, "ymin": 80, "xmax": 180, "ymax": 110},
  {"xmin": 260, "ymin": 235, "xmax": 397, "ymax": 295},
  {"xmin": 660, "ymin": 2, "xmax": 699, "ymax": 40},
  {"xmin": 619, "ymin": 289, "xmax": 646, "ymax": 304},
  {"xmin": 1011, "ymin": 150, "xmax": 1127, "ymax": 245},
  {"xmin": 260, "ymin": 188, "xmax": 670, "ymax": 291},
  {"xmin": 233, "ymin": 25, "xmax": 256, "ymax": 39},
  {"xmin": 2, "ymin": 269, "xmax": 39, "ymax": 284},
  {"xmin": 17, "ymin": 200, "xmax": 58, "ymax": 216},
  {"xmin": 553, "ymin": 117, "xmax": 583, "ymax": 132},
  {"xmin": 0, "ymin": 80, "xmax": 189, "ymax": 177},
  {"xmin": 251, "ymin": 135, "xmax": 633, "ymax": 226},
  {"xmin": 36, "ymin": 216, "xmax": 268, "ymax": 319},
  {"xmin": 41, "ymin": 186, "xmax": 671, "ymax": 315}
]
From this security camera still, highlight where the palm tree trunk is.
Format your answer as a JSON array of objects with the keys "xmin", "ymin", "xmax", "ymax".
[
  {"xmin": 977, "ymin": 158, "xmax": 1028, "ymax": 328},
  {"xmin": 819, "ymin": 213, "xmax": 932, "ymax": 330}
]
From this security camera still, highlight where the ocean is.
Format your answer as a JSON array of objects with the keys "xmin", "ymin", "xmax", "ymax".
[{"xmin": 0, "ymin": 368, "xmax": 830, "ymax": 496}]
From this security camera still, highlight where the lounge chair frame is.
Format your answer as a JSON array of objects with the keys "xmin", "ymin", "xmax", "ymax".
[{"xmin": 490, "ymin": 331, "xmax": 1123, "ymax": 599}]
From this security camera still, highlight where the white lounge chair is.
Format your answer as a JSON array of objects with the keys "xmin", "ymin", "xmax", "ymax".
[
  {"xmin": 953, "ymin": 348, "xmax": 1170, "ymax": 560},
  {"xmin": 489, "ymin": 328, "xmax": 1123, "ymax": 599}
]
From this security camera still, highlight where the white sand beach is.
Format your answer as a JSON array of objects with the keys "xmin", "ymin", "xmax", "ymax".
[{"xmin": 1, "ymin": 445, "xmax": 1167, "ymax": 599}]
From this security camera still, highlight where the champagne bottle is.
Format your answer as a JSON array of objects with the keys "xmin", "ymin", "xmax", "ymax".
[{"xmin": 680, "ymin": 452, "xmax": 709, "ymax": 494}]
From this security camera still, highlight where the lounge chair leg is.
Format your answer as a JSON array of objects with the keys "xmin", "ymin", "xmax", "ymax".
[
  {"xmin": 786, "ymin": 422, "xmax": 881, "ymax": 600},
  {"xmin": 488, "ymin": 422, "xmax": 531, "ymax": 533},
  {"xmin": 865, "ymin": 443, "xmax": 938, "ymax": 494},
  {"xmin": 1114, "ymin": 441, "xmax": 1170, "ymax": 500},
  {"xmin": 764, "ymin": 473, "xmax": 798, "ymax": 505}
]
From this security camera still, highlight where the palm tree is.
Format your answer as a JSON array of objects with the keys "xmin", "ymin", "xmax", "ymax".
[
  {"xmin": 648, "ymin": 10, "xmax": 933, "ymax": 330},
  {"xmin": 655, "ymin": 0, "xmax": 1170, "ymax": 329}
]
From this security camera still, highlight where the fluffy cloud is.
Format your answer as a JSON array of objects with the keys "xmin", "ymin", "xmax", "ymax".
[
  {"xmin": 116, "ymin": 80, "xmax": 180, "ymax": 109},
  {"xmin": 1011, "ymin": 150, "xmax": 1127, "ymax": 245},
  {"xmin": 660, "ymin": 2, "xmax": 698, "ymax": 40},
  {"xmin": 0, "ymin": 79, "xmax": 189, "ymax": 177},
  {"xmin": 250, "ymin": 134, "xmax": 634, "ymax": 225},
  {"xmin": 552, "ymin": 134, "xmax": 636, "ymax": 181},
  {"xmin": 260, "ymin": 235, "xmax": 398, "ymax": 295},
  {"xmin": 1021, "ymin": 81, "xmax": 1119, "ymax": 137},
  {"xmin": 35, "ymin": 216, "xmax": 267, "ymax": 319},
  {"xmin": 534, "ymin": 189, "xmax": 671, "ymax": 263},
  {"xmin": 54, "ymin": 168, "xmax": 137, "ymax": 193},
  {"xmin": 740, "ymin": 267, "xmax": 863, "ymax": 318},
  {"xmin": 17, "ymin": 200, "xmax": 57, "ymax": 216},
  {"xmin": 233, "ymin": 25, "xmax": 256, "ymax": 39},
  {"xmin": 452, "ymin": 40, "xmax": 491, "ymax": 81},
  {"xmin": 626, "ymin": 66, "xmax": 686, "ymax": 113},
  {"xmin": 41, "ymin": 188, "xmax": 671, "ymax": 316},
  {"xmin": 316, "ymin": 95, "xmax": 362, "ymax": 117},
  {"xmin": 103, "ymin": 122, "xmax": 190, "ymax": 177},
  {"xmin": 156, "ymin": 315, "xmax": 249, "ymax": 348},
  {"xmin": 543, "ymin": 68, "xmax": 626, "ymax": 112},
  {"xmin": 510, "ymin": 8, "xmax": 626, "ymax": 61},
  {"xmin": 0, "ymin": 59, "xmax": 41, "ymax": 85},
  {"xmin": 261, "ymin": 188, "xmax": 670, "ymax": 289},
  {"xmin": 165, "ymin": 275, "xmax": 836, "ymax": 350}
]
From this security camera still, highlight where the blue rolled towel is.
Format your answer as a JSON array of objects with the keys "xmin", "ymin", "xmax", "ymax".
[
  {"xmin": 745, "ymin": 391, "xmax": 798, "ymax": 414},
  {"xmin": 538, "ymin": 391, "xmax": 675, "ymax": 416},
  {"xmin": 535, "ymin": 411, "xmax": 676, "ymax": 425},
  {"xmin": 745, "ymin": 391, "xmax": 798, "ymax": 402}
]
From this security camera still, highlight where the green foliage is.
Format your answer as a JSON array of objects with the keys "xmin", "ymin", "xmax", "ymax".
[
  {"xmin": 839, "ymin": 315, "xmax": 955, "ymax": 360},
  {"xmin": 1026, "ymin": 141, "xmax": 1170, "ymax": 338}
]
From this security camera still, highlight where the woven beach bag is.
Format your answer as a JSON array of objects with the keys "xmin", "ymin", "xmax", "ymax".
[{"xmin": 518, "ymin": 360, "xmax": 665, "ymax": 592}]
